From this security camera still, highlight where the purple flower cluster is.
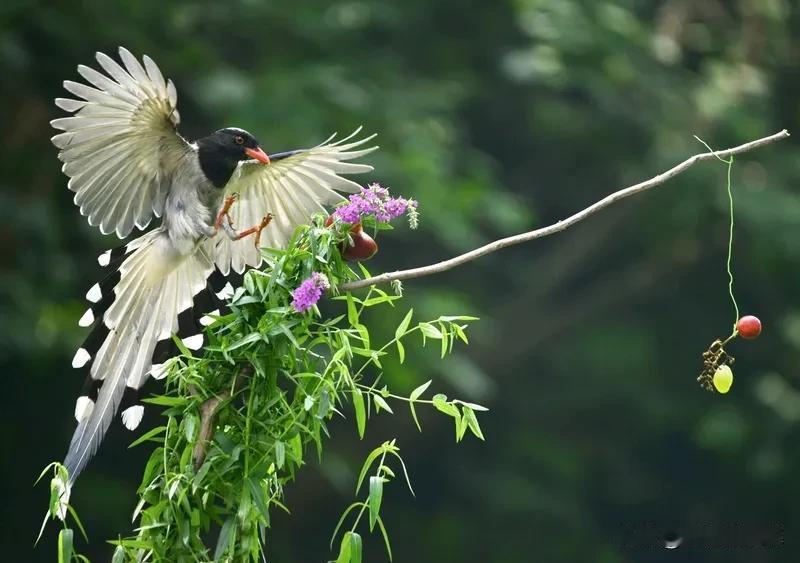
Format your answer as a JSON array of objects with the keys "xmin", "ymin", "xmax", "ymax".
[
  {"xmin": 333, "ymin": 183, "xmax": 418, "ymax": 225},
  {"xmin": 291, "ymin": 272, "xmax": 330, "ymax": 313}
]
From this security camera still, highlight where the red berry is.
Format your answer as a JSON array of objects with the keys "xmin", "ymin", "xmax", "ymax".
[
  {"xmin": 736, "ymin": 315, "xmax": 762, "ymax": 339},
  {"xmin": 341, "ymin": 230, "xmax": 378, "ymax": 261}
]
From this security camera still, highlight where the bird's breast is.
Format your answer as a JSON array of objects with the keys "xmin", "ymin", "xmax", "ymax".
[{"xmin": 161, "ymin": 158, "xmax": 220, "ymax": 255}]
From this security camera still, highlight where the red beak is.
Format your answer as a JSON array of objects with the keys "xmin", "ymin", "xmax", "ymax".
[{"xmin": 245, "ymin": 146, "xmax": 270, "ymax": 164}]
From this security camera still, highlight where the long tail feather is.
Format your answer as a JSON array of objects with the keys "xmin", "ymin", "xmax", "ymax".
[{"xmin": 64, "ymin": 231, "xmax": 215, "ymax": 484}]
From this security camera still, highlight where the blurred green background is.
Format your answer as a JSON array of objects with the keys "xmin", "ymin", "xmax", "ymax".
[{"xmin": 2, "ymin": 0, "xmax": 799, "ymax": 561}]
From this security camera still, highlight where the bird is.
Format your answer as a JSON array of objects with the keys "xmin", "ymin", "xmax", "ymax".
[{"xmin": 51, "ymin": 46, "xmax": 376, "ymax": 485}]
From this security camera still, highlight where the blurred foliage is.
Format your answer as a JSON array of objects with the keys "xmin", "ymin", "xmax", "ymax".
[{"xmin": 1, "ymin": 0, "xmax": 799, "ymax": 561}]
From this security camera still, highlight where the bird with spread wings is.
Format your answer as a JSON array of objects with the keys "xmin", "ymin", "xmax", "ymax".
[{"xmin": 51, "ymin": 47, "xmax": 376, "ymax": 484}]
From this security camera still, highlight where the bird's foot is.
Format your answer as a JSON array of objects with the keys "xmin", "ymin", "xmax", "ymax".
[
  {"xmin": 235, "ymin": 214, "xmax": 273, "ymax": 248},
  {"xmin": 214, "ymin": 192, "xmax": 238, "ymax": 232}
]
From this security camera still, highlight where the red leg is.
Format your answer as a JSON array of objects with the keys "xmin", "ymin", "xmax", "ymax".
[
  {"xmin": 234, "ymin": 214, "xmax": 273, "ymax": 247},
  {"xmin": 214, "ymin": 193, "xmax": 238, "ymax": 232}
]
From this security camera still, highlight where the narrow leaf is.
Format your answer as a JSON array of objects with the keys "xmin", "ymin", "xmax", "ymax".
[
  {"xmin": 275, "ymin": 441, "xmax": 286, "ymax": 469},
  {"xmin": 395, "ymin": 309, "xmax": 414, "ymax": 339},
  {"xmin": 335, "ymin": 532, "xmax": 351, "ymax": 563},
  {"xmin": 356, "ymin": 447, "xmax": 384, "ymax": 494},
  {"xmin": 418, "ymin": 322, "xmax": 443, "ymax": 339},
  {"xmin": 409, "ymin": 401, "xmax": 422, "ymax": 432},
  {"xmin": 368, "ymin": 476, "xmax": 384, "ymax": 531},
  {"xmin": 463, "ymin": 407, "xmax": 486, "ymax": 440},
  {"xmin": 409, "ymin": 380, "xmax": 432, "ymax": 402},
  {"xmin": 353, "ymin": 388, "xmax": 366, "ymax": 439},
  {"xmin": 214, "ymin": 517, "xmax": 235, "ymax": 561},
  {"xmin": 58, "ymin": 528, "xmax": 74, "ymax": 563},
  {"xmin": 350, "ymin": 531, "xmax": 363, "ymax": 563},
  {"xmin": 373, "ymin": 395, "xmax": 394, "ymax": 414}
]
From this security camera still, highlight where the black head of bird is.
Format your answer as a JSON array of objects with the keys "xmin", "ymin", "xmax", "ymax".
[{"xmin": 197, "ymin": 127, "xmax": 271, "ymax": 187}]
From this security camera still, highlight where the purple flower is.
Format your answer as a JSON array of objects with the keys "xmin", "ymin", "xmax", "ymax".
[
  {"xmin": 332, "ymin": 183, "xmax": 418, "ymax": 227},
  {"xmin": 291, "ymin": 272, "xmax": 330, "ymax": 313}
]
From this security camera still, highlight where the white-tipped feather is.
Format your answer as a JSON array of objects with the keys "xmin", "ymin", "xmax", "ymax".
[
  {"xmin": 121, "ymin": 405, "xmax": 145, "ymax": 430},
  {"xmin": 216, "ymin": 282, "xmax": 234, "ymax": 300},
  {"xmin": 78, "ymin": 308, "xmax": 95, "ymax": 327},
  {"xmin": 74, "ymin": 396, "xmax": 94, "ymax": 422},
  {"xmin": 199, "ymin": 309, "xmax": 220, "ymax": 326},
  {"xmin": 64, "ymin": 231, "xmax": 215, "ymax": 483},
  {"xmin": 98, "ymin": 249, "xmax": 112, "ymax": 266},
  {"xmin": 72, "ymin": 348, "xmax": 91, "ymax": 369},
  {"xmin": 149, "ymin": 362, "xmax": 168, "ymax": 380},
  {"xmin": 182, "ymin": 334, "xmax": 204, "ymax": 351},
  {"xmin": 86, "ymin": 283, "xmax": 102, "ymax": 303}
]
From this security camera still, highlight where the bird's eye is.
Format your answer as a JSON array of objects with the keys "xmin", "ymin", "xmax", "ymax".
[{"xmin": 234, "ymin": 135, "xmax": 244, "ymax": 145}]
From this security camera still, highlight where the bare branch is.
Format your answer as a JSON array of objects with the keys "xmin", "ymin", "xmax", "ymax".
[{"xmin": 340, "ymin": 129, "xmax": 790, "ymax": 291}]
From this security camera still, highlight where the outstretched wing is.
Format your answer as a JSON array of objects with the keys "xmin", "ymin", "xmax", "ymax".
[
  {"xmin": 212, "ymin": 129, "xmax": 377, "ymax": 275},
  {"xmin": 51, "ymin": 47, "xmax": 190, "ymax": 238}
]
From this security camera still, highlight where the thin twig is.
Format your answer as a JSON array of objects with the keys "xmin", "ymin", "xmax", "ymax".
[
  {"xmin": 340, "ymin": 130, "xmax": 790, "ymax": 291},
  {"xmin": 192, "ymin": 365, "xmax": 253, "ymax": 469}
]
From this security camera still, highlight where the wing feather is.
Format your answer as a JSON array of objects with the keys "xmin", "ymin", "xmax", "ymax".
[
  {"xmin": 212, "ymin": 130, "xmax": 377, "ymax": 275},
  {"xmin": 52, "ymin": 47, "xmax": 189, "ymax": 238}
]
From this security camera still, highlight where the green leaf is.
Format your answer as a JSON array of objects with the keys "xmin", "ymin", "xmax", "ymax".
[
  {"xmin": 395, "ymin": 309, "xmax": 414, "ymax": 339},
  {"xmin": 368, "ymin": 476, "xmax": 384, "ymax": 531},
  {"xmin": 58, "ymin": 528, "xmax": 74, "ymax": 563},
  {"xmin": 275, "ymin": 441, "xmax": 286, "ymax": 469},
  {"xmin": 289, "ymin": 434, "xmax": 303, "ymax": 462},
  {"xmin": 346, "ymin": 293, "xmax": 359, "ymax": 326},
  {"xmin": 111, "ymin": 545, "xmax": 125, "ymax": 563},
  {"xmin": 48, "ymin": 477, "xmax": 60, "ymax": 518},
  {"xmin": 410, "ymin": 380, "xmax": 432, "ymax": 402},
  {"xmin": 409, "ymin": 401, "xmax": 422, "ymax": 432},
  {"xmin": 141, "ymin": 395, "xmax": 186, "ymax": 407},
  {"xmin": 363, "ymin": 294, "xmax": 402, "ymax": 307},
  {"xmin": 396, "ymin": 340, "xmax": 405, "ymax": 363},
  {"xmin": 418, "ymin": 322, "xmax": 443, "ymax": 339},
  {"xmin": 317, "ymin": 389, "xmax": 331, "ymax": 419},
  {"xmin": 214, "ymin": 517, "xmax": 235, "ymax": 561},
  {"xmin": 376, "ymin": 515, "xmax": 393, "ymax": 561},
  {"xmin": 356, "ymin": 447, "xmax": 384, "ymax": 494},
  {"xmin": 463, "ymin": 407, "xmax": 486, "ymax": 440},
  {"xmin": 335, "ymin": 531, "xmax": 352, "ymax": 563},
  {"xmin": 349, "ymin": 531, "xmax": 363, "ymax": 563},
  {"xmin": 183, "ymin": 415, "xmax": 197, "ymax": 442},
  {"xmin": 373, "ymin": 394, "xmax": 394, "ymax": 414},
  {"xmin": 353, "ymin": 388, "xmax": 366, "ymax": 439},
  {"xmin": 225, "ymin": 331, "xmax": 263, "ymax": 352},
  {"xmin": 439, "ymin": 315, "xmax": 480, "ymax": 322},
  {"xmin": 330, "ymin": 502, "xmax": 362, "ymax": 549},
  {"xmin": 431, "ymin": 394, "xmax": 460, "ymax": 417},
  {"xmin": 455, "ymin": 407, "xmax": 469, "ymax": 442},
  {"xmin": 248, "ymin": 478, "xmax": 271, "ymax": 525},
  {"xmin": 453, "ymin": 400, "xmax": 489, "ymax": 412},
  {"xmin": 453, "ymin": 324, "xmax": 469, "ymax": 344},
  {"xmin": 67, "ymin": 505, "xmax": 89, "ymax": 542}
]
